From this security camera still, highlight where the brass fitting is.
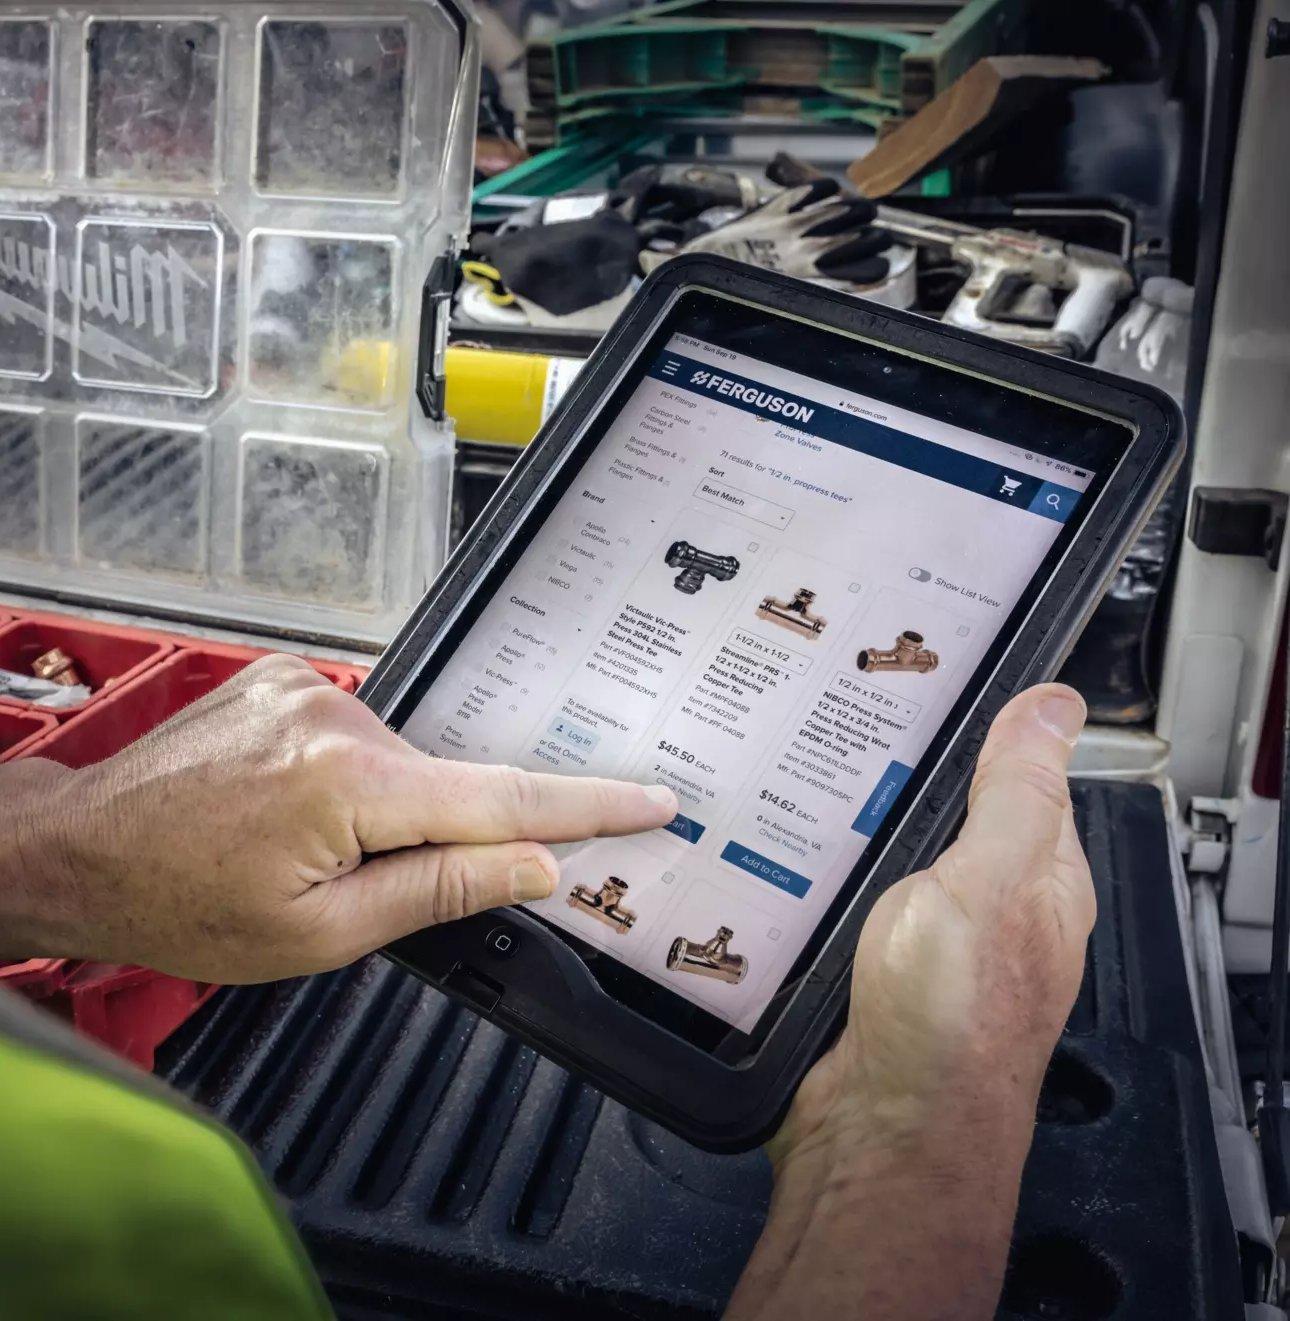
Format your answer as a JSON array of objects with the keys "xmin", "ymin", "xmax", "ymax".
[
  {"xmin": 31, "ymin": 647, "xmax": 83, "ymax": 687},
  {"xmin": 566, "ymin": 876, "xmax": 636, "ymax": 934},
  {"xmin": 857, "ymin": 630, "xmax": 938, "ymax": 674},
  {"xmin": 666, "ymin": 926, "xmax": 748, "ymax": 984},
  {"xmin": 665, "ymin": 540, "xmax": 740, "ymax": 594},
  {"xmin": 757, "ymin": 587, "xmax": 826, "ymax": 637}
]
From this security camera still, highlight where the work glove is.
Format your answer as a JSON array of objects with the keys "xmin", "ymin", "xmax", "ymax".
[
  {"xmin": 613, "ymin": 162, "xmax": 762, "ymax": 225},
  {"xmin": 671, "ymin": 178, "xmax": 894, "ymax": 284},
  {"xmin": 471, "ymin": 210, "xmax": 641, "ymax": 319}
]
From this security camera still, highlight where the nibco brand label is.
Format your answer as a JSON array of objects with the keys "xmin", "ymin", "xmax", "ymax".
[{"xmin": 0, "ymin": 213, "xmax": 222, "ymax": 396}]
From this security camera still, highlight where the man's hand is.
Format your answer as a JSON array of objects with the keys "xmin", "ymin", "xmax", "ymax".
[
  {"xmin": 1, "ymin": 655, "xmax": 677, "ymax": 982},
  {"xmin": 727, "ymin": 684, "xmax": 1093, "ymax": 1321}
]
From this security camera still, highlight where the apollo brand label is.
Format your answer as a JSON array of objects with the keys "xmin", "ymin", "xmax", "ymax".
[
  {"xmin": 0, "ymin": 213, "xmax": 222, "ymax": 395},
  {"xmin": 687, "ymin": 369, "xmax": 816, "ymax": 424}
]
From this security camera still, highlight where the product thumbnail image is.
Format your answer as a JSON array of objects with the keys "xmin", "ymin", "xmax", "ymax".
[
  {"xmin": 667, "ymin": 926, "xmax": 748, "ymax": 984},
  {"xmin": 665, "ymin": 540, "xmax": 741, "ymax": 594},
  {"xmin": 567, "ymin": 876, "xmax": 637, "ymax": 934},
  {"xmin": 757, "ymin": 587, "xmax": 827, "ymax": 638},
  {"xmin": 857, "ymin": 630, "xmax": 938, "ymax": 674}
]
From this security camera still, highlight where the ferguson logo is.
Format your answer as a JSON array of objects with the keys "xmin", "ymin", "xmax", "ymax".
[
  {"xmin": 0, "ymin": 233, "xmax": 209, "ymax": 350},
  {"xmin": 688, "ymin": 367, "xmax": 815, "ymax": 424}
]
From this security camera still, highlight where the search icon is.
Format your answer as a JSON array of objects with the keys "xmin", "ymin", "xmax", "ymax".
[{"xmin": 1046, "ymin": 492, "xmax": 1062, "ymax": 509}]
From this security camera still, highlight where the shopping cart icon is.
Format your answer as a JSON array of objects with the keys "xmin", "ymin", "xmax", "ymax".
[{"xmin": 998, "ymin": 475, "xmax": 1023, "ymax": 498}]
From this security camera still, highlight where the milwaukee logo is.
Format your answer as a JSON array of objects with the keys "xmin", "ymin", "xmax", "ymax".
[
  {"xmin": 688, "ymin": 368, "xmax": 816, "ymax": 424},
  {"xmin": 0, "ymin": 234, "xmax": 209, "ymax": 350}
]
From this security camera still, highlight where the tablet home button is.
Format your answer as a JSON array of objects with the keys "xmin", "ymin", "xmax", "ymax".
[{"xmin": 485, "ymin": 926, "xmax": 520, "ymax": 959}]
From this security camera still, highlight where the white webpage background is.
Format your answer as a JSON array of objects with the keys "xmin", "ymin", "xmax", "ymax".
[{"xmin": 402, "ymin": 333, "xmax": 1072, "ymax": 1031}]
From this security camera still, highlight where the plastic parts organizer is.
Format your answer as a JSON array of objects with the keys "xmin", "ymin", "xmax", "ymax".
[{"xmin": 0, "ymin": 4, "xmax": 479, "ymax": 645}]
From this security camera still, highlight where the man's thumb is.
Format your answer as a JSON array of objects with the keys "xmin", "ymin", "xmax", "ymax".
[
  {"xmin": 953, "ymin": 684, "xmax": 1086, "ymax": 879},
  {"xmin": 308, "ymin": 842, "xmax": 558, "ymax": 961}
]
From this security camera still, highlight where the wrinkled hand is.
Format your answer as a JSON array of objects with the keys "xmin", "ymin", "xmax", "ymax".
[
  {"xmin": 728, "ymin": 684, "xmax": 1094, "ymax": 1321},
  {"xmin": 2, "ymin": 655, "xmax": 677, "ymax": 982}
]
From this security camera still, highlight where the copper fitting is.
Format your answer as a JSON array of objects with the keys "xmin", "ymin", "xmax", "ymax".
[
  {"xmin": 857, "ymin": 630, "xmax": 938, "ymax": 674},
  {"xmin": 31, "ymin": 647, "xmax": 83, "ymax": 687},
  {"xmin": 666, "ymin": 926, "xmax": 748, "ymax": 984},
  {"xmin": 566, "ymin": 876, "xmax": 636, "ymax": 934},
  {"xmin": 756, "ymin": 587, "xmax": 826, "ymax": 637}
]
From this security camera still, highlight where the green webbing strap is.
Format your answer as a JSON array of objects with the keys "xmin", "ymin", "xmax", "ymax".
[{"xmin": 0, "ymin": 987, "xmax": 332, "ymax": 1320}]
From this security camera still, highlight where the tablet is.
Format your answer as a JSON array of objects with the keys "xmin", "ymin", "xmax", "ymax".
[{"xmin": 363, "ymin": 255, "xmax": 1183, "ymax": 1150}]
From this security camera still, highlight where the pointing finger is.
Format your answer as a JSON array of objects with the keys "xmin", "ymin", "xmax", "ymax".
[{"xmin": 355, "ymin": 751, "xmax": 679, "ymax": 852}]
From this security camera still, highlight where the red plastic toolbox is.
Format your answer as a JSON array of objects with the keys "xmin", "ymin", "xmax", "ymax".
[
  {"xmin": 59, "ymin": 963, "xmax": 218, "ymax": 1071},
  {"xmin": 0, "ymin": 614, "xmax": 172, "ymax": 719},
  {"xmin": 140, "ymin": 636, "xmax": 370, "ymax": 694},
  {"xmin": 1, "ymin": 958, "xmax": 215, "ymax": 1070},
  {"xmin": 0, "ymin": 707, "xmax": 57, "ymax": 762},
  {"xmin": 0, "ymin": 620, "xmax": 367, "ymax": 1068},
  {"xmin": 0, "ymin": 958, "xmax": 73, "ymax": 993},
  {"xmin": 29, "ymin": 645, "xmax": 361, "ymax": 769}
]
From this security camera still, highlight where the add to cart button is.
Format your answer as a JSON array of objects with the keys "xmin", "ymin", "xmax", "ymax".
[
  {"xmin": 852, "ymin": 760, "xmax": 915, "ymax": 835},
  {"xmin": 720, "ymin": 842, "xmax": 812, "ymax": 898},
  {"xmin": 663, "ymin": 812, "xmax": 706, "ymax": 844}
]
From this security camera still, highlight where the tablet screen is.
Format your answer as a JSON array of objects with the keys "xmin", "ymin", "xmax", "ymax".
[{"xmin": 396, "ymin": 290, "xmax": 1129, "ymax": 1047}]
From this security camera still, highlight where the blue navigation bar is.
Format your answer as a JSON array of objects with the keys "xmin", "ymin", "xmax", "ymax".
[
  {"xmin": 663, "ymin": 811, "xmax": 706, "ymax": 844},
  {"xmin": 853, "ymin": 760, "xmax": 915, "ymax": 836},
  {"xmin": 720, "ymin": 841, "xmax": 813, "ymax": 898},
  {"xmin": 649, "ymin": 352, "xmax": 1083, "ymax": 524}
]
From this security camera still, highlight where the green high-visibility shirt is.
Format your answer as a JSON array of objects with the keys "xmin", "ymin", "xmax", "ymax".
[{"xmin": 0, "ymin": 986, "xmax": 332, "ymax": 1320}]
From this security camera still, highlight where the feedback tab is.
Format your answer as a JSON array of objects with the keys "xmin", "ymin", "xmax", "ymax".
[
  {"xmin": 852, "ymin": 760, "xmax": 915, "ymax": 836},
  {"xmin": 663, "ymin": 812, "xmax": 706, "ymax": 844},
  {"xmin": 720, "ymin": 841, "xmax": 812, "ymax": 898}
]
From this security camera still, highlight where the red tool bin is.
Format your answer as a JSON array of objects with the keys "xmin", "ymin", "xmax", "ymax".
[
  {"xmin": 0, "ymin": 959, "xmax": 215, "ymax": 1070},
  {"xmin": 29, "ymin": 643, "xmax": 364, "ymax": 769},
  {"xmin": 0, "ymin": 614, "xmax": 171, "ymax": 719},
  {"xmin": 0, "ymin": 706, "xmax": 57, "ymax": 762},
  {"xmin": 1, "ymin": 618, "xmax": 366, "ymax": 1069}
]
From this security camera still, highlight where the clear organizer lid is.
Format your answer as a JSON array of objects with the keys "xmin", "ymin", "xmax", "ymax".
[{"xmin": 0, "ymin": 4, "xmax": 479, "ymax": 646}]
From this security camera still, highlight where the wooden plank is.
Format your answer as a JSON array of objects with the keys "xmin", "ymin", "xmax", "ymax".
[{"xmin": 848, "ymin": 54, "xmax": 1107, "ymax": 196}]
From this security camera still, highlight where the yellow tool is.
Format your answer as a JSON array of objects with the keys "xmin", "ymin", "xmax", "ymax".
[
  {"xmin": 445, "ymin": 345, "xmax": 583, "ymax": 447},
  {"xmin": 459, "ymin": 259, "xmax": 515, "ymax": 306}
]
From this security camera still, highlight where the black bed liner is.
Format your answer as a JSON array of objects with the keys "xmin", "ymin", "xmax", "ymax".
[{"xmin": 157, "ymin": 780, "xmax": 1244, "ymax": 1319}]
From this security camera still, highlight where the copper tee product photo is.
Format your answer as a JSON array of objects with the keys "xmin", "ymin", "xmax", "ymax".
[
  {"xmin": 857, "ymin": 630, "xmax": 938, "ymax": 674},
  {"xmin": 757, "ymin": 587, "xmax": 826, "ymax": 637},
  {"xmin": 667, "ymin": 926, "xmax": 748, "ymax": 984},
  {"xmin": 566, "ymin": 877, "xmax": 637, "ymax": 934}
]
